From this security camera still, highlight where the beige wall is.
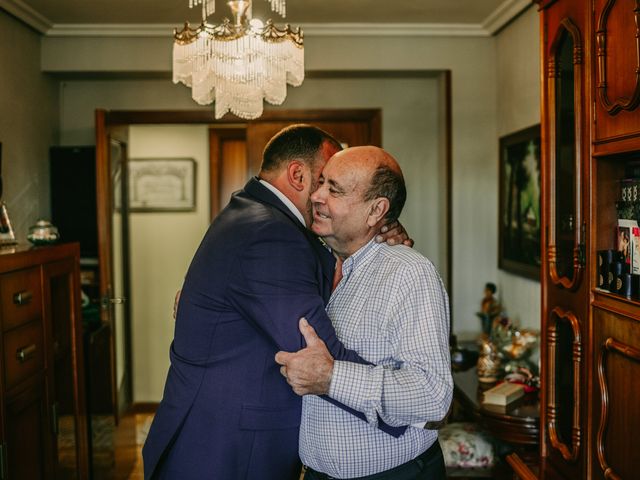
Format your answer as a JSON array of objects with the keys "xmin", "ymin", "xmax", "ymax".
[
  {"xmin": 50, "ymin": 32, "xmax": 499, "ymax": 341},
  {"xmin": 267, "ymin": 76, "xmax": 446, "ymax": 275},
  {"xmin": 88, "ymin": 77, "xmax": 442, "ymax": 401},
  {"xmin": 0, "ymin": 12, "xmax": 59, "ymax": 242},
  {"xmin": 495, "ymin": 6, "xmax": 541, "ymax": 331},
  {"xmin": 0, "ymin": 6, "xmax": 541, "ymax": 398},
  {"xmin": 128, "ymin": 125, "xmax": 210, "ymax": 402}
]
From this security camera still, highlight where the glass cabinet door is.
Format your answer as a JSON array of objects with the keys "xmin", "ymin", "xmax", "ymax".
[
  {"xmin": 547, "ymin": 307, "xmax": 582, "ymax": 461},
  {"xmin": 549, "ymin": 19, "xmax": 584, "ymax": 289}
]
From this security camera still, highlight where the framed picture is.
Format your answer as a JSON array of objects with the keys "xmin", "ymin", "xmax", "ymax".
[
  {"xmin": 498, "ymin": 125, "xmax": 541, "ymax": 280},
  {"xmin": 128, "ymin": 158, "xmax": 196, "ymax": 212},
  {"xmin": 0, "ymin": 202, "xmax": 15, "ymax": 245}
]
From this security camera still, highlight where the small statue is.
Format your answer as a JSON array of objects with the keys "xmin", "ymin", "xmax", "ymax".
[
  {"xmin": 477, "ymin": 282, "xmax": 501, "ymax": 336},
  {"xmin": 477, "ymin": 335, "xmax": 500, "ymax": 383},
  {"xmin": 500, "ymin": 328, "xmax": 539, "ymax": 377}
]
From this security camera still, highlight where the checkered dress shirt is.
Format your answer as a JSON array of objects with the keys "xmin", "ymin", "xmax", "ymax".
[{"xmin": 299, "ymin": 239, "xmax": 453, "ymax": 479}]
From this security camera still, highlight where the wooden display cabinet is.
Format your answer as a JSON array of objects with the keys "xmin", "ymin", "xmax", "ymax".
[
  {"xmin": 590, "ymin": 155, "xmax": 640, "ymax": 480},
  {"xmin": 0, "ymin": 243, "xmax": 89, "ymax": 479},
  {"xmin": 532, "ymin": 0, "xmax": 640, "ymax": 478},
  {"xmin": 538, "ymin": 0, "xmax": 591, "ymax": 477}
]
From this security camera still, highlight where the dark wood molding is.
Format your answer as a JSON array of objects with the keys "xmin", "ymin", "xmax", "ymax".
[
  {"xmin": 506, "ymin": 453, "xmax": 539, "ymax": 480},
  {"xmin": 444, "ymin": 70, "xmax": 453, "ymax": 322},
  {"xmin": 208, "ymin": 128, "xmax": 246, "ymax": 220},
  {"xmin": 130, "ymin": 402, "xmax": 160, "ymax": 413},
  {"xmin": 596, "ymin": 0, "xmax": 640, "ymax": 115},
  {"xmin": 596, "ymin": 337, "xmax": 640, "ymax": 479},
  {"xmin": 105, "ymin": 109, "xmax": 383, "ymax": 126},
  {"xmin": 546, "ymin": 17, "xmax": 584, "ymax": 291},
  {"xmin": 534, "ymin": 0, "xmax": 560, "ymax": 10},
  {"xmin": 547, "ymin": 307, "xmax": 582, "ymax": 462}
]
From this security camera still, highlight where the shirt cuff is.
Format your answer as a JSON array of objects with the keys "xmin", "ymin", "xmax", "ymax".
[{"xmin": 328, "ymin": 360, "xmax": 383, "ymax": 425}]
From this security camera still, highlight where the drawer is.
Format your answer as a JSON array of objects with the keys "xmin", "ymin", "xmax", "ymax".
[
  {"xmin": 4, "ymin": 321, "xmax": 45, "ymax": 391},
  {"xmin": 0, "ymin": 267, "xmax": 43, "ymax": 331}
]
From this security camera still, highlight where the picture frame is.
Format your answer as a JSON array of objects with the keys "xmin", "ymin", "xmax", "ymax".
[
  {"xmin": 0, "ymin": 203, "xmax": 15, "ymax": 245},
  {"xmin": 128, "ymin": 158, "xmax": 196, "ymax": 212},
  {"xmin": 498, "ymin": 125, "xmax": 541, "ymax": 280},
  {"xmin": 0, "ymin": 142, "xmax": 15, "ymax": 246}
]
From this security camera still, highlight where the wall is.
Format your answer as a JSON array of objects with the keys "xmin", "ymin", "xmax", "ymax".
[
  {"xmin": 277, "ymin": 76, "xmax": 445, "ymax": 275},
  {"xmin": 495, "ymin": 6, "xmax": 541, "ymax": 331},
  {"xmin": 0, "ymin": 4, "xmax": 543, "ymax": 399},
  {"xmin": 0, "ymin": 11, "xmax": 59, "ymax": 242},
  {"xmin": 128, "ymin": 125, "xmax": 210, "ymax": 402},
  {"xmin": 61, "ymin": 77, "xmax": 442, "ymax": 400},
  {"xmin": 49, "ymin": 33, "xmax": 498, "ymax": 343}
]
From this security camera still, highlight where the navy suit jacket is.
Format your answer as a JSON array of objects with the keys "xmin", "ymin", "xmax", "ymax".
[{"xmin": 143, "ymin": 179, "xmax": 403, "ymax": 480}]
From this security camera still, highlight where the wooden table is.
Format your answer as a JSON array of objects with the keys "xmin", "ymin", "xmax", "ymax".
[{"xmin": 452, "ymin": 367, "xmax": 540, "ymax": 454}]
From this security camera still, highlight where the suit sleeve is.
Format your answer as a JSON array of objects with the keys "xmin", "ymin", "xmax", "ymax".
[
  {"xmin": 225, "ymin": 220, "xmax": 363, "ymax": 362},
  {"xmin": 226, "ymin": 220, "xmax": 408, "ymax": 437}
]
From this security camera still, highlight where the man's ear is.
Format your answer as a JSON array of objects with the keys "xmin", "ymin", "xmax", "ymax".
[
  {"xmin": 287, "ymin": 161, "xmax": 306, "ymax": 192},
  {"xmin": 367, "ymin": 198, "xmax": 390, "ymax": 227}
]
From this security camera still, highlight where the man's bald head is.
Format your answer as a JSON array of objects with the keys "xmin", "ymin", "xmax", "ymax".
[
  {"xmin": 357, "ymin": 147, "xmax": 406, "ymax": 223},
  {"xmin": 310, "ymin": 146, "xmax": 407, "ymax": 257}
]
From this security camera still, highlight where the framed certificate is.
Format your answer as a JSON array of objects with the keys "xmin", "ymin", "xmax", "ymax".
[{"xmin": 128, "ymin": 158, "xmax": 196, "ymax": 212}]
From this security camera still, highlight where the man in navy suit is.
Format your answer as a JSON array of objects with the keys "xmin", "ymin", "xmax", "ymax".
[{"xmin": 143, "ymin": 125, "xmax": 409, "ymax": 480}]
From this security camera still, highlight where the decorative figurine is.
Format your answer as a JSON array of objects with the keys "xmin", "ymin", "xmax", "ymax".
[
  {"xmin": 476, "ymin": 335, "xmax": 500, "ymax": 383},
  {"xmin": 476, "ymin": 282, "xmax": 501, "ymax": 336}
]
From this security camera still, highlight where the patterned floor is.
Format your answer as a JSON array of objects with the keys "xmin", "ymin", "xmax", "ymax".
[{"xmin": 57, "ymin": 412, "xmax": 152, "ymax": 479}]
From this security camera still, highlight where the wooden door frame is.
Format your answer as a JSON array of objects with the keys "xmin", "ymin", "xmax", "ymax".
[
  {"xmin": 100, "ymin": 104, "xmax": 454, "ymax": 349},
  {"xmin": 96, "ymin": 111, "xmax": 133, "ymax": 419},
  {"xmin": 209, "ymin": 127, "xmax": 249, "ymax": 219},
  {"xmin": 106, "ymin": 108, "xmax": 383, "ymax": 219}
]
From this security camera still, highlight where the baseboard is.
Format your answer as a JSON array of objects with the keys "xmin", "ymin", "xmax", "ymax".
[{"xmin": 131, "ymin": 402, "xmax": 160, "ymax": 413}]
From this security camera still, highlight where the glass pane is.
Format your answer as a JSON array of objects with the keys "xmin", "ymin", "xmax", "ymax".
[
  {"xmin": 51, "ymin": 273, "xmax": 78, "ymax": 479},
  {"xmin": 554, "ymin": 30, "xmax": 577, "ymax": 279},
  {"xmin": 554, "ymin": 317, "xmax": 575, "ymax": 447}
]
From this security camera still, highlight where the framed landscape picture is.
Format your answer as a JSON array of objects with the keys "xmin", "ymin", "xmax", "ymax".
[{"xmin": 498, "ymin": 125, "xmax": 541, "ymax": 280}]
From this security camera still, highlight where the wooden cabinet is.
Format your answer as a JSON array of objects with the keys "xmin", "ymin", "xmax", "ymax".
[
  {"xmin": 536, "ymin": 0, "xmax": 640, "ymax": 478},
  {"xmin": 0, "ymin": 243, "xmax": 88, "ymax": 479},
  {"xmin": 593, "ymin": 0, "xmax": 640, "ymax": 154},
  {"xmin": 539, "ymin": 0, "xmax": 590, "ymax": 478}
]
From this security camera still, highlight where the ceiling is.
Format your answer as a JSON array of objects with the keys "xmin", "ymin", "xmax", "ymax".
[{"xmin": 19, "ymin": 0, "xmax": 510, "ymax": 27}]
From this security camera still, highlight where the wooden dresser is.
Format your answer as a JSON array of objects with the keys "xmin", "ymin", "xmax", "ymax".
[{"xmin": 0, "ymin": 243, "xmax": 88, "ymax": 479}]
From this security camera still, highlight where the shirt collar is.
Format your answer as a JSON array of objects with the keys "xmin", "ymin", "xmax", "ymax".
[
  {"xmin": 259, "ymin": 179, "xmax": 306, "ymax": 227},
  {"xmin": 341, "ymin": 238, "xmax": 382, "ymax": 277}
]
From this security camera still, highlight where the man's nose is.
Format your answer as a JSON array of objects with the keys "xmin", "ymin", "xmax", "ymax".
[{"xmin": 310, "ymin": 188, "xmax": 324, "ymax": 203}]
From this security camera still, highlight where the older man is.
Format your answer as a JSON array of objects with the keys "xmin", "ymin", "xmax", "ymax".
[
  {"xmin": 143, "ymin": 126, "xmax": 410, "ymax": 480},
  {"xmin": 276, "ymin": 146, "xmax": 452, "ymax": 479}
]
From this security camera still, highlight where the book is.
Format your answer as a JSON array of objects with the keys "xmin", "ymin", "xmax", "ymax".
[
  {"xmin": 482, "ymin": 382, "xmax": 525, "ymax": 406},
  {"xmin": 617, "ymin": 219, "xmax": 640, "ymax": 274}
]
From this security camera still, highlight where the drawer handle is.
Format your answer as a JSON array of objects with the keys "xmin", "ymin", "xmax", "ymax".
[
  {"xmin": 16, "ymin": 344, "xmax": 37, "ymax": 363},
  {"xmin": 13, "ymin": 290, "xmax": 33, "ymax": 306}
]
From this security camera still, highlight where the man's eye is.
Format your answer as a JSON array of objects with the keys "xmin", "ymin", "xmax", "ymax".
[{"xmin": 329, "ymin": 188, "xmax": 338, "ymax": 194}]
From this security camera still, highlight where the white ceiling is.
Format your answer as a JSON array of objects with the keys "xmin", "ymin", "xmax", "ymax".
[{"xmin": 3, "ymin": 0, "xmax": 533, "ymax": 35}]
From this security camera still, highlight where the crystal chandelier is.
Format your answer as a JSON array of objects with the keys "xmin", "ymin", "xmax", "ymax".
[{"xmin": 173, "ymin": 0, "xmax": 304, "ymax": 120}]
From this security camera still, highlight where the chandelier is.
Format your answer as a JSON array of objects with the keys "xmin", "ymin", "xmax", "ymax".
[{"xmin": 173, "ymin": 0, "xmax": 304, "ymax": 120}]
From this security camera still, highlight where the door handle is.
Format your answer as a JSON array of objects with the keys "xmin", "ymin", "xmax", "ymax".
[
  {"xmin": 13, "ymin": 290, "xmax": 33, "ymax": 306},
  {"xmin": 101, "ymin": 296, "xmax": 126, "ymax": 309},
  {"xmin": 16, "ymin": 344, "xmax": 37, "ymax": 363}
]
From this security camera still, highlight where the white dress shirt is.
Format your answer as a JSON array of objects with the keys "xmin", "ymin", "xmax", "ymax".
[{"xmin": 299, "ymin": 239, "xmax": 452, "ymax": 478}]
